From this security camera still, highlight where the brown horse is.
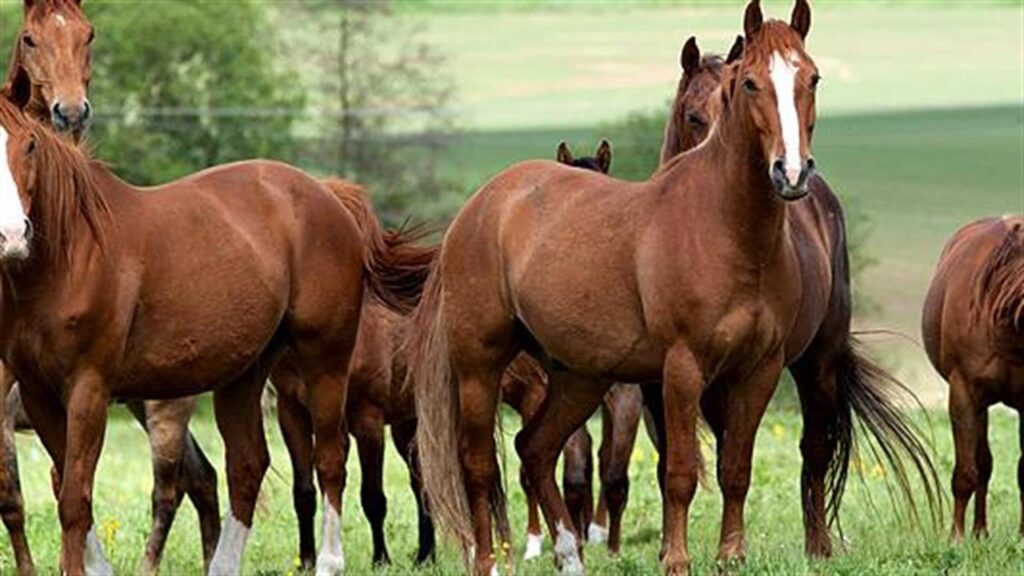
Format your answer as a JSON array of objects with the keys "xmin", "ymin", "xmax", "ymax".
[
  {"xmin": 1, "ymin": 2, "xmax": 223, "ymax": 573},
  {"xmin": 655, "ymin": 32, "xmax": 940, "ymax": 560},
  {"xmin": 269, "ymin": 179, "xmax": 437, "ymax": 570},
  {"xmin": 923, "ymin": 215, "xmax": 1024, "ymax": 539},
  {"xmin": 0, "ymin": 93, "xmax": 430, "ymax": 576},
  {"xmin": 411, "ymin": 2, "xmax": 935, "ymax": 573}
]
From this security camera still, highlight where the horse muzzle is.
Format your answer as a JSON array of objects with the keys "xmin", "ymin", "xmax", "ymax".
[
  {"xmin": 771, "ymin": 157, "xmax": 814, "ymax": 200},
  {"xmin": 0, "ymin": 218, "xmax": 32, "ymax": 262}
]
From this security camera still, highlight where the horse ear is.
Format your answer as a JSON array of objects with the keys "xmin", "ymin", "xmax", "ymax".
[
  {"xmin": 726, "ymin": 35, "xmax": 745, "ymax": 64},
  {"xmin": 595, "ymin": 139, "xmax": 612, "ymax": 174},
  {"xmin": 744, "ymin": 0, "xmax": 764, "ymax": 40},
  {"xmin": 791, "ymin": 0, "xmax": 811, "ymax": 40},
  {"xmin": 681, "ymin": 36, "xmax": 700, "ymax": 74},
  {"xmin": 556, "ymin": 142, "xmax": 574, "ymax": 166}
]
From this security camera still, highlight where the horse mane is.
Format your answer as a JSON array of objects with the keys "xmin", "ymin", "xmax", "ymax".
[
  {"xmin": 972, "ymin": 222, "xmax": 1024, "ymax": 332},
  {"xmin": 0, "ymin": 98, "xmax": 109, "ymax": 266}
]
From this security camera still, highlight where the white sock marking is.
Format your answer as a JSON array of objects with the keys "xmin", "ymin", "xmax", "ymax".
[
  {"xmin": 208, "ymin": 512, "xmax": 250, "ymax": 576},
  {"xmin": 315, "ymin": 498, "xmax": 345, "ymax": 576},
  {"xmin": 554, "ymin": 522, "xmax": 584, "ymax": 576},
  {"xmin": 0, "ymin": 127, "xmax": 29, "ymax": 260},
  {"xmin": 83, "ymin": 527, "xmax": 113, "ymax": 576},
  {"xmin": 523, "ymin": 531, "xmax": 544, "ymax": 560},
  {"xmin": 587, "ymin": 521, "xmax": 609, "ymax": 544},
  {"xmin": 770, "ymin": 51, "xmax": 803, "ymax": 187}
]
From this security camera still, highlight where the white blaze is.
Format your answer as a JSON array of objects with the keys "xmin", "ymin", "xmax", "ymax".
[
  {"xmin": 84, "ymin": 527, "xmax": 113, "ymax": 576},
  {"xmin": 769, "ymin": 51, "xmax": 803, "ymax": 186},
  {"xmin": 0, "ymin": 127, "xmax": 29, "ymax": 259},
  {"xmin": 55, "ymin": 13, "xmax": 67, "ymax": 27},
  {"xmin": 315, "ymin": 498, "xmax": 345, "ymax": 576},
  {"xmin": 208, "ymin": 512, "xmax": 251, "ymax": 576}
]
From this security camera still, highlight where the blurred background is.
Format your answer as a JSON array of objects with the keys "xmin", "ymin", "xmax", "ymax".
[{"xmin": 0, "ymin": 1, "xmax": 1020, "ymax": 571}]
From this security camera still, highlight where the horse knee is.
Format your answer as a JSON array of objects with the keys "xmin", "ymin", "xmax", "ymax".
[
  {"xmin": 603, "ymin": 469, "xmax": 630, "ymax": 512},
  {"xmin": 717, "ymin": 461, "xmax": 751, "ymax": 501}
]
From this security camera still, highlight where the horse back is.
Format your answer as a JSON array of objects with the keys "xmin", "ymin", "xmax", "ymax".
[{"xmin": 923, "ymin": 215, "xmax": 1024, "ymax": 390}]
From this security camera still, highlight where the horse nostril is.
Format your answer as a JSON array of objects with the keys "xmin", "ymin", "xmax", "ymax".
[
  {"xmin": 806, "ymin": 157, "xmax": 816, "ymax": 171},
  {"xmin": 23, "ymin": 219, "xmax": 33, "ymax": 241},
  {"xmin": 82, "ymin": 101, "xmax": 92, "ymax": 122}
]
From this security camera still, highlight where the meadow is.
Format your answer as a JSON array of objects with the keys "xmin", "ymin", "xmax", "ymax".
[{"xmin": 2, "ymin": 1, "xmax": 1023, "ymax": 575}]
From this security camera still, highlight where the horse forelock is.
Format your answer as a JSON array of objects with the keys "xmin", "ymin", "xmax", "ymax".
[
  {"xmin": 0, "ymin": 97, "xmax": 108, "ymax": 266},
  {"xmin": 743, "ymin": 21, "xmax": 808, "ymax": 68},
  {"xmin": 973, "ymin": 222, "xmax": 1024, "ymax": 332}
]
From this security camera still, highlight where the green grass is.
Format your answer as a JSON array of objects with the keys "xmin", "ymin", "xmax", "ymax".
[
  {"xmin": 3, "ymin": 402, "xmax": 1024, "ymax": 575},
  {"xmin": 410, "ymin": 2, "xmax": 1022, "ymax": 130}
]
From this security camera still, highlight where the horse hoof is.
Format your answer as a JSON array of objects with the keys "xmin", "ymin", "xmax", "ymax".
[
  {"xmin": 315, "ymin": 551, "xmax": 344, "ymax": 576},
  {"xmin": 523, "ymin": 532, "xmax": 544, "ymax": 560},
  {"xmin": 587, "ymin": 522, "xmax": 608, "ymax": 544}
]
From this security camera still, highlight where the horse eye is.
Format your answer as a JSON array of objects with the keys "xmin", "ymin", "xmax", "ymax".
[
  {"xmin": 686, "ymin": 113, "xmax": 706, "ymax": 127},
  {"xmin": 22, "ymin": 35, "xmax": 36, "ymax": 49},
  {"xmin": 87, "ymin": 30, "xmax": 95, "ymax": 45},
  {"xmin": 743, "ymin": 78, "xmax": 758, "ymax": 93}
]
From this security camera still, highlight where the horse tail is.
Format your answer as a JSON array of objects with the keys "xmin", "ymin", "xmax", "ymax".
[
  {"xmin": 973, "ymin": 221, "xmax": 1024, "ymax": 335},
  {"xmin": 407, "ymin": 262, "xmax": 475, "ymax": 553},
  {"xmin": 323, "ymin": 178, "xmax": 438, "ymax": 315},
  {"xmin": 827, "ymin": 336, "xmax": 941, "ymax": 530}
]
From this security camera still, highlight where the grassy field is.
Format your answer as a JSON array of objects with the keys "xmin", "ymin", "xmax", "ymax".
[{"xmin": 3, "ymin": 403, "xmax": 1024, "ymax": 575}]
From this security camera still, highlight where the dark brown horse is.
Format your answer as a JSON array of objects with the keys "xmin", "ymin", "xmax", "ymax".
[
  {"xmin": 411, "ymin": 2, "xmax": 935, "ymax": 574},
  {"xmin": 923, "ymin": 215, "xmax": 1024, "ymax": 539},
  {"xmin": 0, "ymin": 93, "xmax": 430, "ymax": 576},
  {"xmin": 0, "ymin": 2, "xmax": 223, "ymax": 573}
]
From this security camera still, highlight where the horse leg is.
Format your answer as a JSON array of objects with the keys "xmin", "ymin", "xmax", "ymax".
[
  {"xmin": 789, "ymin": 353, "xmax": 839, "ymax": 558},
  {"xmin": 303, "ymin": 367, "xmax": 352, "ymax": 576},
  {"xmin": 391, "ymin": 418, "xmax": 435, "ymax": 564},
  {"xmin": 351, "ymin": 404, "xmax": 391, "ymax": 566},
  {"xmin": 514, "ymin": 375, "xmax": 548, "ymax": 561},
  {"xmin": 715, "ymin": 356, "xmax": 782, "ymax": 565},
  {"xmin": 1, "ymin": 379, "xmax": 34, "ymax": 576},
  {"xmin": 639, "ymin": 382, "xmax": 666, "ymax": 497},
  {"xmin": 659, "ymin": 344, "xmax": 704, "ymax": 576},
  {"xmin": 562, "ymin": 425, "xmax": 594, "ymax": 541},
  {"xmin": 516, "ymin": 369, "xmax": 610, "ymax": 574},
  {"xmin": 949, "ymin": 371, "xmax": 981, "ymax": 542},
  {"xmin": 179, "ymin": 425, "xmax": 221, "ymax": 572},
  {"xmin": 973, "ymin": 408, "xmax": 992, "ymax": 538},
  {"xmin": 132, "ymin": 399, "xmax": 190, "ymax": 576},
  {"xmin": 208, "ymin": 369, "xmax": 271, "ymax": 576},
  {"xmin": 272, "ymin": 362, "xmax": 318, "ymax": 570},
  {"xmin": 602, "ymin": 385, "xmax": 643, "ymax": 556},
  {"xmin": 55, "ymin": 375, "xmax": 112, "ymax": 576}
]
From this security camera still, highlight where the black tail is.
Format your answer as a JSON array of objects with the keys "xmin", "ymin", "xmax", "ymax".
[{"xmin": 827, "ymin": 336, "xmax": 942, "ymax": 530}]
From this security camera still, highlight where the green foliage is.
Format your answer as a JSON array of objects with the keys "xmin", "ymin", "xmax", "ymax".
[{"xmin": 0, "ymin": 0, "xmax": 305, "ymax": 186}]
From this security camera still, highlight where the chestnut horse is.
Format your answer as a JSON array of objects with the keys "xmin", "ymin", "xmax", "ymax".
[
  {"xmin": 1, "ymin": 2, "xmax": 222, "ymax": 573},
  {"xmin": 269, "ymin": 181, "xmax": 437, "ymax": 570},
  {"xmin": 652, "ymin": 32, "xmax": 940, "ymax": 560},
  {"xmin": 411, "ymin": 2, "xmax": 936, "ymax": 573},
  {"xmin": 0, "ymin": 94, "xmax": 430, "ymax": 576},
  {"xmin": 923, "ymin": 215, "xmax": 1024, "ymax": 539}
]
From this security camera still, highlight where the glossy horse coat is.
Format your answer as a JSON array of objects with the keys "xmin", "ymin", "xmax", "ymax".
[{"xmin": 923, "ymin": 216, "xmax": 1024, "ymax": 539}]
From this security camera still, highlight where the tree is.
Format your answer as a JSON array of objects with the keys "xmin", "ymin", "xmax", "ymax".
[
  {"xmin": 289, "ymin": 0, "xmax": 458, "ymax": 224},
  {"xmin": 1, "ymin": 0, "xmax": 305, "ymax": 186}
]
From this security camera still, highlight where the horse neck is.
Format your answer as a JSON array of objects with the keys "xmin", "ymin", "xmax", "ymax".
[{"xmin": 663, "ymin": 100, "xmax": 787, "ymax": 260}]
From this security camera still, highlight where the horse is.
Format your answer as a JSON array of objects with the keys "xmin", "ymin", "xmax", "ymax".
[
  {"xmin": 0, "ymin": 2, "xmax": 223, "ymax": 573},
  {"xmin": 652, "ymin": 31, "xmax": 940, "ymax": 560},
  {"xmin": 923, "ymin": 215, "xmax": 1024, "ymax": 540},
  {"xmin": 0, "ymin": 92, "xmax": 432, "ymax": 576},
  {"xmin": 268, "ymin": 180, "xmax": 438, "ymax": 570},
  {"xmin": 410, "ymin": 2, "xmax": 936, "ymax": 573}
]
